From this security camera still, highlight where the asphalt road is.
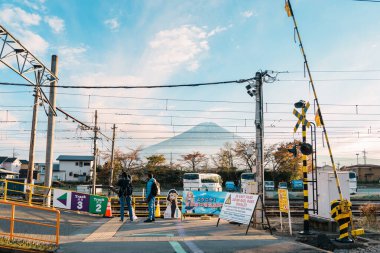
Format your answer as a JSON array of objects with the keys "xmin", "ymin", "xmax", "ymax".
[{"xmin": 59, "ymin": 217, "xmax": 326, "ymax": 253}]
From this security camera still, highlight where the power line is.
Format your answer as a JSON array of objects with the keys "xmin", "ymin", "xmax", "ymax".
[{"xmin": 0, "ymin": 78, "xmax": 253, "ymax": 89}]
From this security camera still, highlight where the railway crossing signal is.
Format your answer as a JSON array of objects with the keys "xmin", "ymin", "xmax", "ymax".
[
  {"xmin": 292, "ymin": 100, "xmax": 311, "ymax": 235},
  {"xmin": 293, "ymin": 100, "xmax": 310, "ymax": 133}
]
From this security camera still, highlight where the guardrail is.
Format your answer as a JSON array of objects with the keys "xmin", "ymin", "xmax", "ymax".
[
  {"xmin": 0, "ymin": 199, "xmax": 60, "ymax": 246},
  {"xmin": 0, "ymin": 179, "xmax": 52, "ymax": 206}
]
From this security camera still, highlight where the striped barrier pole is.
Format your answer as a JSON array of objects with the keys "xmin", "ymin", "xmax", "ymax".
[{"xmin": 301, "ymin": 121, "xmax": 310, "ymax": 234}]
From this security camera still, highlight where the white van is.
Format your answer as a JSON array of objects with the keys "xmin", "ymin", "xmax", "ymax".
[{"xmin": 183, "ymin": 173, "xmax": 223, "ymax": 192}]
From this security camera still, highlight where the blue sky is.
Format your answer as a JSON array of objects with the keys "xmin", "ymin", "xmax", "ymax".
[{"xmin": 1, "ymin": 0, "xmax": 380, "ymax": 167}]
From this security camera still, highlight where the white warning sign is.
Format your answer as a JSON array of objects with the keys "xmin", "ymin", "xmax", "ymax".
[{"xmin": 219, "ymin": 193, "xmax": 259, "ymax": 225}]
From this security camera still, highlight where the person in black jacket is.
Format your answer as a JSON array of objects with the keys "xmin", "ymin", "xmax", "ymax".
[{"xmin": 116, "ymin": 171, "xmax": 134, "ymax": 222}]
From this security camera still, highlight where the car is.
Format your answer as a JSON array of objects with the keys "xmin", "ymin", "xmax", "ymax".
[
  {"xmin": 225, "ymin": 181, "xmax": 237, "ymax": 192},
  {"xmin": 291, "ymin": 180, "xmax": 303, "ymax": 191},
  {"xmin": 278, "ymin": 182, "xmax": 287, "ymax": 189},
  {"xmin": 264, "ymin": 181, "xmax": 275, "ymax": 191}
]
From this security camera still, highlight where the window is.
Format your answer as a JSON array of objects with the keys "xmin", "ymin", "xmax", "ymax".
[
  {"xmin": 84, "ymin": 162, "xmax": 90, "ymax": 166},
  {"xmin": 75, "ymin": 162, "xmax": 79, "ymax": 166},
  {"xmin": 201, "ymin": 175, "xmax": 220, "ymax": 183},
  {"xmin": 83, "ymin": 172, "xmax": 86, "ymax": 176},
  {"xmin": 79, "ymin": 162, "xmax": 83, "ymax": 167},
  {"xmin": 69, "ymin": 172, "xmax": 73, "ymax": 176},
  {"xmin": 183, "ymin": 173, "xmax": 199, "ymax": 180},
  {"xmin": 241, "ymin": 173, "xmax": 256, "ymax": 180}
]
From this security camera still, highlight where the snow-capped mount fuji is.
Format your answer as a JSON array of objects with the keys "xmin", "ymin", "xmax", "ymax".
[{"xmin": 140, "ymin": 122, "xmax": 244, "ymax": 160}]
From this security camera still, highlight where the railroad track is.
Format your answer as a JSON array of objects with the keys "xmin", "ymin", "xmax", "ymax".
[
  {"xmin": 264, "ymin": 199, "xmax": 380, "ymax": 217},
  {"xmin": 110, "ymin": 197, "xmax": 380, "ymax": 218}
]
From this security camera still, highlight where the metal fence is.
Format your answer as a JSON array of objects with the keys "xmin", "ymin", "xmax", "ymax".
[{"xmin": 0, "ymin": 199, "xmax": 60, "ymax": 246}]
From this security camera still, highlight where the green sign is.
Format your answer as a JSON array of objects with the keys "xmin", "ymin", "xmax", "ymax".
[{"xmin": 89, "ymin": 195, "xmax": 108, "ymax": 214}]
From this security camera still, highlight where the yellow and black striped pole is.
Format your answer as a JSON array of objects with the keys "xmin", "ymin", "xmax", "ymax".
[
  {"xmin": 285, "ymin": 0, "xmax": 343, "ymax": 202},
  {"xmin": 301, "ymin": 108, "xmax": 310, "ymax": 234},
  {"xmin": 285, "ymin": 0, "xmax": 365, "ymax": 241},
  {"xmin": 330, "ymin": 200, "xmax": 352, "ymax": 242},
  {"xmin": 292, "ymin": 101, "xmax": 311, "ymax": 234}
]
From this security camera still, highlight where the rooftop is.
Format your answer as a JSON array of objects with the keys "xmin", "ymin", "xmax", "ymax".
[{"xmin": 56, "ymin": 155, "xmax": 94, "ymax": 161}]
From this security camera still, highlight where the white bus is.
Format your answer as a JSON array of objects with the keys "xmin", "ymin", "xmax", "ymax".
[
  {"xmin": 240, "ymin": 172, "xmax": 257, "ymax": 194},
  {"xmin": 349, "ymin": 171, "xmax": 357, "ymax": 195},
  {"xmin": 183, "ymin": 173, "xmax": 223, "ymax": 192}
]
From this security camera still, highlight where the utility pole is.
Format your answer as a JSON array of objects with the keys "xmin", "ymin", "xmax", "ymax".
[
  {"xmin": 44, "ymin": 55, "xmax": 58, "ymax": 207},
  {"xmin": 109, "ymin": 124, "xmax": 116, "ymax": 187},
  {"xmin": 92, "ymin": 110, "xmax": 98, "ymax": 195},
  {"xmin": 254, "ymin": 71, "xmax": 264, "ymax": 225},
  {"xmin": 356, "ymin": 153, "xmax": 359, "ymax": 165},
  {"xmin": 27, "ymin": 71, "xmax": 41, "ymax": 185},
  {"xmin": 362, "ymin": 149, "xmax": 367, "ymax": 165}
]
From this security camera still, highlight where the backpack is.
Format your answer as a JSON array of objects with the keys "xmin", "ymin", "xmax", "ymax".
[
  {"xmin": 151, "ymin": 179, "xmax": 160, "ymax": 197},
  {"xmin": 119, "ymin": 179, "xmax": 133, "ymax": 197},
  {"xmin": 125, "ymin": 180, "xmax": 133, "ymax": 196}
]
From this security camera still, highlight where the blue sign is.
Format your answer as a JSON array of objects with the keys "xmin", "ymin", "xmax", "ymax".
[{"xmin": 182, "ymin": 191, "xmax": 227, "ymax": 215}]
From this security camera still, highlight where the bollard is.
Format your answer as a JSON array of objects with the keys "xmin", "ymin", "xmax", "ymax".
[
  {"xmin": 155, "ymin": 199, "xmax": 161, "ymax": 218},
  {"xmin": 330, "ymin": 199, "xmax": 353, "ymax": 243}
]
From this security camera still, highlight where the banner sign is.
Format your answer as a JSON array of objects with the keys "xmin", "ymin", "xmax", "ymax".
[
  {"xmin": 278, "ymin": 189, "xmax": 289, "ymax": 213},
  {"xmin": 219, "ymin": 193, "xmax": 259, "ymax": 225},
  {"xmin": 53, "ymin": 189, "xmax": 72, "ymax": 209},
  {"xmin": 89, "ymin": 195, "xmax": 108, "ymax": 214},
  {"xmin": 71, "ymin": 192, "xmax": 90, "ymax": 212},
  {"xmin": 182, "ymin": 191, "xmax": 226, "ymax": 215}
]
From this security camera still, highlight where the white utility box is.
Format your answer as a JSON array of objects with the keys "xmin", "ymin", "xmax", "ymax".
[{"xmin": 308, "ymin": 171, "xmax": 350, "ymax": 219}]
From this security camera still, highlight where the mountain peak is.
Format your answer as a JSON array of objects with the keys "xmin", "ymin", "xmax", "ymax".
[{"xmin": 141, "ymin": 122, "xmax": 243, "ymax": 159}]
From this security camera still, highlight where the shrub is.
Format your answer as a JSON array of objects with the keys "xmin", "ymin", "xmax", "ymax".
[{"xmin": 359, "ymin": 203, "xmax": 378, "ymax": 227}]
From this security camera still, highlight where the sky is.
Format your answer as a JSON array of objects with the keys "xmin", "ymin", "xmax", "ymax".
[{"xmin": 1, "ymin": 0, "xmax": 380, "ymax": 167}]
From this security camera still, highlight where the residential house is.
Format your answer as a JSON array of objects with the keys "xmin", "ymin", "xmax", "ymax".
[
  {"xmin": 37, "ymin": 163, "xmax": 65, "ymax": 182},
  {"xmin": 341, "ymin": 164, "xmax": 380, "ymax": 183},
  {"xmin": 0, "ymin": 157, "xmax": 22, "ymax": 173},
  {"xmin": 20, "ymin": 160, "xmax": 29, "ymax": 170},
  {"xmin": 56, "ymin": 155, "xmax": 94, "ymax": 182}
]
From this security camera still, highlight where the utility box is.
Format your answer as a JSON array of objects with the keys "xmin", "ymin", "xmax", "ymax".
[{"xmin": 308, "ymin": 171, "xmax": 350, "ymax": 219}]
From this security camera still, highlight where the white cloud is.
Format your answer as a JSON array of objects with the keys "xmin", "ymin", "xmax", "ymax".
[
  {"xmin": 21, "ymin": 0, "xmax": 46, "ymax": 11},
  {"xmin": 18, "ymin": 29, "xmax": 49, "ymax": 54},
  {"xmin": 0, "ymin": 6, "xmax": 41, "ymax": 26},
  {"xmin": 57, "ymin": 45, "xmax": 87, "ymax": 67},
  {"xmin": 104, "ymin": 18, "xmax": 120, "ymax": 31},
  {"xmin": 45, "ymin": 16, "xmax": 65, "ymax": 34},
  {"xmin": 0, "ymin": 6, "xmax": 48, "ymax": 54},
  {"xmin": 241, "ymin": 10, "xmax": 255, "ymax": 18},
  {"xmin": 208, "ymin": 26, "xmax": 229, "ymax": 37},
  {"xmin": 144, "ymin": 25, "xmax": 228, "ymax": 73}
]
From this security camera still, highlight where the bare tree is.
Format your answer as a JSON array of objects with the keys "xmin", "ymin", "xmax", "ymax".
[
  {"xmin": 180, "ymin": 151, "xmax": 207, "ymax": 172},
  {"xmin": 211, "ymin": 142, "xmax": 236, "ymax": 170},
  {"xmin": 233, "ymin": 140, "xmax": 256, "ymax": 171}
]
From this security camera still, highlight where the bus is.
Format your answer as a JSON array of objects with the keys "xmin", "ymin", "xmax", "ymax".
[
  {"xmin": 240, "ymin": 172, "xmax": 257, "ymax": 194},
  {"xmin": 183, "ymin": 173, "xmax": 223, "ymax": 192},
  {"xmin": 349, "ymin": 171, "xmax": 357, "ymax": 195}
]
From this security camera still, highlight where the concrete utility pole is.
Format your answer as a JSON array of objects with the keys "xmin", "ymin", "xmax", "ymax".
[
  {"xmin": 356, "ymin": 153, "xmax": 359, "ymax": 165},
  {"xmin": 92, "ymin": 110, "xmax": 98, "ymax": 195},
  {"xmin": 27, "ymin": 71, "xmax": 41, "ymax": 185},
  {"xmin": 44, "ymin": 55, "xmax": 58, "ymax": 207},
  {"xmin": 109, "ymin": 124, "xmax": 116, "ymax": 187},
  {"xmin": 254, "ymin": 71, "xmax": 264, "ymax": 224},
  {"xmin": 362, "ymin": 149, "xmax": 367, "ymax": 165}
]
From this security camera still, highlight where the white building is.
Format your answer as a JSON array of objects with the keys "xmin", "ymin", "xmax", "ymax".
[
  {"xmin": 56, "ymin": 155, "xmax": 94, "ymax": 182},
  {"xmin": 0, "ymin": 157, "xmax": 22, "ymax": 173},
  {"xmin": 37, "ymin": 163, "xmax": 66, "ymax": 183}
]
